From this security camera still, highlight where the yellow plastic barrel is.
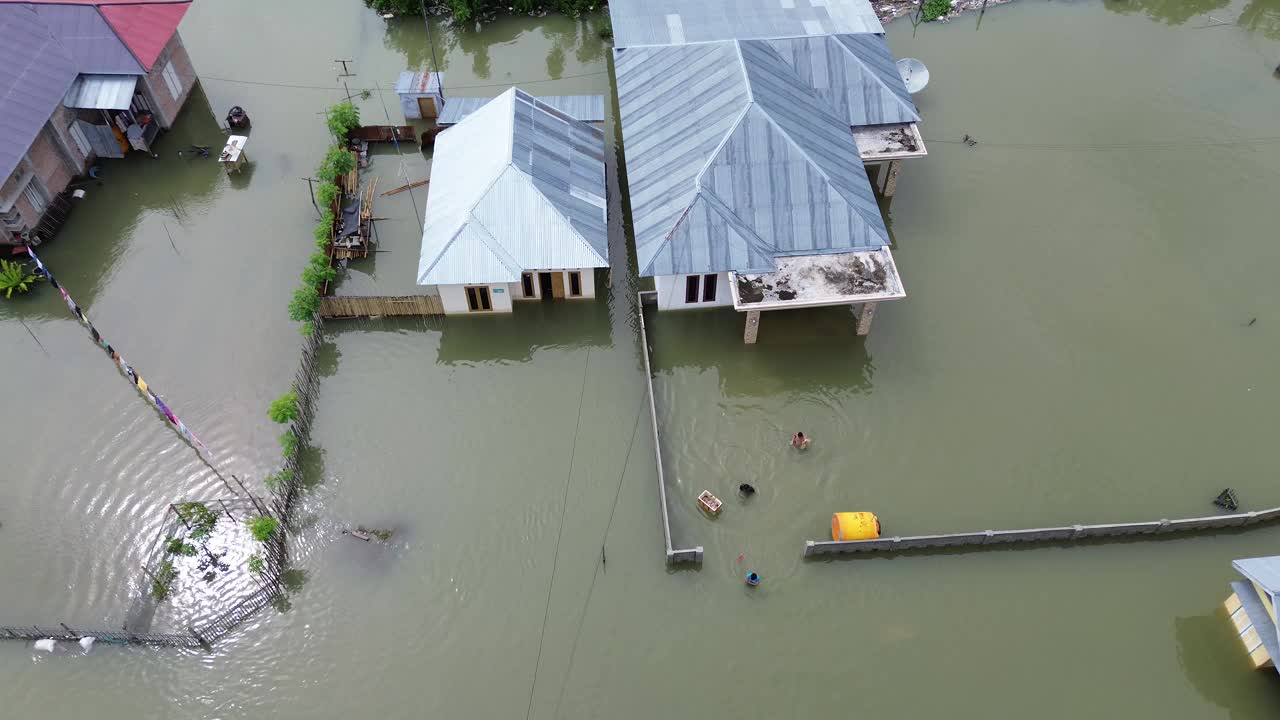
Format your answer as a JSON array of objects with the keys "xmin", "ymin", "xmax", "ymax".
[{"xmin": 831, "ymin": 512, "xmax": 881, "ymax": 541}]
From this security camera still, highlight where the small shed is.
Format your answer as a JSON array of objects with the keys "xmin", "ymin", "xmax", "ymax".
[{"xmin": 395, "ymin": 71, "xmax": 444, "ymax": 120}]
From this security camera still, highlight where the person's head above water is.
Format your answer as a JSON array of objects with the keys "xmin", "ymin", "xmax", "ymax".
[{"xmin": 796, "ymin": 432, "xmax": 805, "ymax": 439}]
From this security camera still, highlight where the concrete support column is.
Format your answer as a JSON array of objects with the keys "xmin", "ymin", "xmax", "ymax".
[
  {"xmin": 880, "ymin": 159, "xmax": 902, "ymax": 198},
  {"xmin": 856, "ymin": 302, "xmax": 876, "ymax": 336},
  {"xmin": 743, "ymin": 310, "xmax": 761, "ymax": 344}
]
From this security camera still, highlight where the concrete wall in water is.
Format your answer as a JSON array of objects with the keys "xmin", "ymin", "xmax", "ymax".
[{"xmin": 804, "ymin": 507, "xmax": 1280, "ymax": 557}]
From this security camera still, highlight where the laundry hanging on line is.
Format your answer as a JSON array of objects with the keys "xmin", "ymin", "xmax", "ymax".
[{"xmin": 24, "ymin": 246, "xmax": 208, "ymax": 454}]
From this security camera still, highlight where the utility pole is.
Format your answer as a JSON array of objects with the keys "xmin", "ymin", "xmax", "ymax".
[
  {"xmin": 335, "ymin": 58, "xmax": 354, "ymax": 77},
  {"xmin": 422, "ymin": 0, "xmax": 445, "ymax": 99},
  {"xmin": 301, "ymin": 177, "xmax": 321, "ymax": 217}
]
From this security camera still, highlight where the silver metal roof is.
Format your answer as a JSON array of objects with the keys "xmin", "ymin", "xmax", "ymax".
[
  {"xmin": 765, "ymin": 34, "xmax": 918, "ymax": 126},
  {"xmin": 1235, "ymin": 556, "xmax": 1280, "ymax": 594},
  {"xmin": 0, "ymin": 4, "xmax": 80, "ymax": 184},
  {"xmin": 394, "ymin": 71, "xmax": 442, "ymax": 95},
  {"xmin": 438, "ymin": 94, "xmax": 606, "ymax": 126},
  {"xmin": 418, "ymin": 88, "xmax": 609, "ymax": 286},
  {"xmin": 609, "ymin": 0, "xmax": 883, "ymax": 48},
  {"xmin": 32, "ymin": 4, "xmax": 143, "ymax": 75},
  {"xmin": 615, "ymin": 40, "xmax": 889, "ymax": 277},
  {"xmin": 63, "ymin": 73, "xmax": 137, "ymax": 110}
]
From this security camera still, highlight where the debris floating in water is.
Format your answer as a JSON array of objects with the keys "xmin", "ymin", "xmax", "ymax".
[
  {"xmin": 33, "ymin": 639, "xmax": 55, "ymax": 653},
  {"xmin": 79, "ymin": 637, "xmax": 95, "ymax": 652},
  {"xmin": 1213, "ymin": 488, "xmax": 1240, "ymax": 511}
]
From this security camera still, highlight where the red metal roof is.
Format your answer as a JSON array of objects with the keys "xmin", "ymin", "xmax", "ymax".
[
  {"xmin": 99, "ymin": 2, "xmax": 190, "ymax": 71},
  {"xmin": 0, "ymin": 1, "xmax": 188, "ymax": 5}
]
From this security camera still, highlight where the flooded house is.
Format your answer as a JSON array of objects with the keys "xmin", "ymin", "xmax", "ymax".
[
  {"xmin": 1, "ymin": 0, "xmax": 198, "ymax": 245},
  {"xmin": 611, "ymin": 0, "xmax": 925, "ymax": 341},
  {"xmin": 1225, "ymin": 556, "xmax": 1280, "ymax": 673},
  {"xmin": 416, "ymin": 88, "xmax": 608, "ymax": 315}
]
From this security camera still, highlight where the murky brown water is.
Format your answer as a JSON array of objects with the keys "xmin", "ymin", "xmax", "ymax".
[{"xmin": 2, "ymin": 0, "xmax": 1280, "ymax": 717}]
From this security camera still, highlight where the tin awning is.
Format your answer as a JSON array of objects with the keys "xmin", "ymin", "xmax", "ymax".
[{"xmin": 63, "ymin": 74, "xmax": 138, "ymax": 110}]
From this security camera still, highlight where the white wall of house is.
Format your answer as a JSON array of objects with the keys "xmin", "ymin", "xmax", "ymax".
[
  {"xmin": 512, "ymin": 268, "xmax": 597, "ymax": 301},
  {"xmin": 655, "ymin": 272, "xmax": 733, "ymax": 310},
  {"xmin": 439, "ymin": 283, "xmax": 516, "ymax": 315}
]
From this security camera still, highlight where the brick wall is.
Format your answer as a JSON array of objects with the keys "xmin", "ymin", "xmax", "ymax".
[
  {"xmin": 1, "ymin": 123, "xmax": 79, "ymax": 236},
  {"xmin": 140, "ymin": 31, "xmax": 197, "ymax": 128}
]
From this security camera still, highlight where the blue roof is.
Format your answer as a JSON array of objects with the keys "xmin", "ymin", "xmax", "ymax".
[
  {"xmin": 609, "ymin": 0, "xmax": 883, "ymax": 47},
  {"xmin": 418, "ymin": 89, "xmax": 609, "ymax": 286},
  {"xmin": 615, "ymin": 39, "xmax": 889, "ymax": 277},
  {"xmin": 765, "ymin": 34, "xmax": 919, "ymax": 127},
  {"xmin": 0, "ymin": 4, "xmax": 80, "ymax": 184}
]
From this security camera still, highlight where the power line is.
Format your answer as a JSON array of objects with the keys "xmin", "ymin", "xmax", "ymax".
[
  {"xmin": 196, "ymin": 68, "xmax": 608, "ymax": 93},
  {"xmin": 524, "ymin": 347, "xmax": 592, "ymax": 720},
  {"xmin": 551, "ymin": 392, "xmax": 646, "ymax": 719},
  {"xmin": 924, "ymin": 135, "xmax": 1280, "ymax": 152}
]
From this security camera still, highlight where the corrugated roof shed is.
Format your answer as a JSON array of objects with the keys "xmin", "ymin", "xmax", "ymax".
[
  {"xmin": 608, "ymin": 0, "xmax": 882, "ymax": 48},
  {"xmin": 63, "ymin": 74, "xmax": 138, "ymax": 109},
  {"xmin": 418, "ymin": 88, "xmax": 608, "ymax": 286},
  {"xmin": 765, "ymin": 34, "xmax": 918, "ymax": 127},
  {"xmin": 32, "ymin": 3, "xmax": 143, "ymax": 75},
  {"xmin": 615, "ymin": 40, "xmax": 889, "ymax": 277},
  {"xmin": 0, "ymin": 4, "xmax": 79, "ymax": 184},
  {"xmin": 437, "ymin": 94, "xmax": 606, "ymax": 126},
  {"xmin": 99, "ymin": 1, "xmax": 189, "ymax": 71}
]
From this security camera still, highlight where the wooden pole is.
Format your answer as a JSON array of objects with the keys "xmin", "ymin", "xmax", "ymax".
[
  {"xmin": 217, "ymin": 498, "xmax": 236, "ymax": 523},
  {"xmin": 302, "ymin": 177, "xmax": 321, "ymax": 218}
]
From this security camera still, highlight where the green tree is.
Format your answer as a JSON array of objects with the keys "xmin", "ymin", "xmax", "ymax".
[
  {"xmin": 0, "ymin": 259, "xmax": 43, "ymax": 298},
  {"xmin": 246, "ymin": 515, "xmax": 280, "ymax": 542},
  {"xmin": 267, "ymin": 391, "xmax": 300, "ymax": 424},
  {"xmin": 325, "ymin": 102, "xmax": 362, "ymax": 140}
]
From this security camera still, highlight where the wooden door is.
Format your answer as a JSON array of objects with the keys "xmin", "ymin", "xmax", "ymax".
[
  {"xmin": 417, "ymin": 96, "xmax": 438, "ymax": 119},
  {"xmin": 550, "ymin": 272, "xmax": 566, "ymax": 299}
]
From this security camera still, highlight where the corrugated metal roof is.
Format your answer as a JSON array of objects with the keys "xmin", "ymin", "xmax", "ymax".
[
  {"xmin": 609, "ymin": 0, "xmax": 882, "ymax": 48},
  {"xmin": 394, "ymin": 71, "xmax": 442, "ymax": 95},
  {"xmin": 765, "ymin": 34, "xmax": 918, "ymax": 126},
  {"xmin": 437, "ymin": 94, "xmax": 605, "ymax": 126},
  {"xmin": 1235, "ymin": 556, "xmax": 1280, "ymax": 594},
  {"xmin": 32, "ymin": 3, "xmax": 143, "ymax": 74},
  {"xmin": 0, "ymin": 4, "xmax": 79, "ymax": 184},
  {"xmin": 418, "ymin": 88, "xmax": 608, "ymax": 286},
  {"xmin": 63, "ymin": 73, "xmax": 137, "ymax": 109},
  {"xmin": 615, "ymin": 40, "xmax": 889, "ymax": 277},
  {"xmin": 99, "ymin": 1, "xmax": 189, "ymax": 71}
]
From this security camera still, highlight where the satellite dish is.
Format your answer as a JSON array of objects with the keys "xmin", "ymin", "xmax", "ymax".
[{"xmin": 896, "ymin": 58, "xmax": 930, "ymax": 94}]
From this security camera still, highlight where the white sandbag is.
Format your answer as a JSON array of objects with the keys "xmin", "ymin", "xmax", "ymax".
[
  {"xmin": 79, "ymin": 637, "xmax": 95, "ymax": 651},
  {"xmin": 33, "ymin": 639, "xmax": 56, "ymax": 653}
]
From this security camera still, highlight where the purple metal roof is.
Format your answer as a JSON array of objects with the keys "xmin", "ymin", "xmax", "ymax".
[
  {"xmin": 32, "ymin": 4, "xmax": 144, "ymax": 75},
  {"xmin": 0, "ymin": 4, "xmax": 79, "ymax": 184}
]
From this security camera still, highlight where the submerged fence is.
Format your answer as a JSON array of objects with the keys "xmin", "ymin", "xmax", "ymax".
[
  {"xmin": 638, "ymin": 291, "xmax": 703, "ymax": 565},
  {"xmin": 0, "ymin": 625, "xmax": 202, "ymax": 648},
  {"xmin": 804, "ymin": 507, "xmax": 1280, "ymax": 557},
  {"xmin": 319, "ymin": 295, "xmax": 443, "ymax": 318}
]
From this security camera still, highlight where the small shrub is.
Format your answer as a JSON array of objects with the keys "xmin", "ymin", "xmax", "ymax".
[
  {"xmin": 0, "ymin": 259, "xmax": 43, "ymax": 298},
  {"xmin": 316, "ymin": 145, "xmax": 355, "ymax": 183},
  {"xmin": 247, "ymin": 553, "xmax": 265, "ymax": 575},
  {"xmin": 325, "ymin": 101, "xmax": 362, "ymax": 140},
  {"xmin": 302, "ymin": 253, "xmax": 337, "ymax": 287},
  {"xmin": 151, "ymin": 559, "xmax": 177, "ymax": 600},
  {"xmin": 288, "ymin": 285, "xmax": 320, "ymax": 322},
  {"xmin": 267, "ymin": 391, "xmax": 300, "ymax": 424},
  {"xmin": 175, "ymin": 502, "xmax": 219, "ymax": 540},
  {"xmin": 921, "ymin": 0, "xmax": 951, "ymax": 21},
  {"xmin": 165, "ymin": 537, "xmax": 198, "ymax": 556},
  {"xmin": 246, "ymin": 515, "xmax": 280, "ymax": 543},
  {"xmin": 264, "ymin": 468, "xmax": 294, "ymax": 492},
  {"xmin": 279, "ymin": 428, "xmax": 298, "ymax": 457},
  {"xmin": 315, "ymin": 182, "xmax": 339, "ymax": 211},
  {"xmin": 299, "ymin": 320, "xmax": 316, "ymax": 338}
]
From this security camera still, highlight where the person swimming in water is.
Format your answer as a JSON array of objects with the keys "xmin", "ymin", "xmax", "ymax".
[{"xmin": 791, "ymin": 432, "xmax": 810, "ymax": 450}]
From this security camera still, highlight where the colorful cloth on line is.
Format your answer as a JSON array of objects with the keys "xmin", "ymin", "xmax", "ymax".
[{"xmin": 24, "ymin": 247, "xmax": 208, "ymax": 453}]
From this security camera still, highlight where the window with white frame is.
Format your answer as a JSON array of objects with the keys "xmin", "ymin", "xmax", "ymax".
[
  {"xmin": 161, "ymin": 60, "xmax": 181, "ymax": 100},
  {"xmin": 22, "ymin": 180, "xmax": 47, "ymax": 215}
]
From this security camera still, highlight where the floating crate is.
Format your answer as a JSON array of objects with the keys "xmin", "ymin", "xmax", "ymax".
[{"xmin": 697, "ymin": 490, "xmax": 722, "ymax": 515}]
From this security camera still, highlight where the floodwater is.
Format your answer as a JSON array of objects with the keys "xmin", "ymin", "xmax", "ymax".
[{"xmin": 1, "ymin": 0, "xmax": 1279, "ymax": 717}]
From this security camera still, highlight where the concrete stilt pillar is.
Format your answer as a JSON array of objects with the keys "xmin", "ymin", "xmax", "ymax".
[
  {"xmin": 855, "ymin": 302, "xmax": 876, "ymax": 336},
  {"xmin": 880, "ymin": 159, "xmax": 902, "ymax": 197},
  {"xmin": 743, "ymin": 310, "xmax": 761, "ymax": 344}
]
